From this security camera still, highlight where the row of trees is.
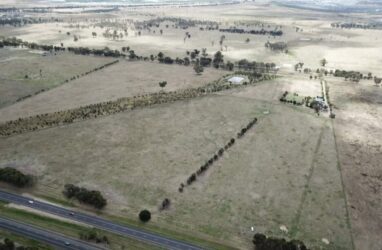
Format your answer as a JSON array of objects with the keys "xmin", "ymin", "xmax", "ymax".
[
  {"xmin": 179, "ymin": 117, "xmax": 258, "ymax": 192},
  {"xmin": 0, "ymin": 37, "xmax": 64, "ymax": 52},
  {"xmin": 179, "ymin": 137, "xmax": 235, "ymax": 192},
  {"xmin": 63, "ymin": 184, "xmax": 107, "ymax": 209},
  {"xmin": 0, "ymin": 167, "xmax": 33, "ymax": 187},
  {"xmin": 253, "ymin": 233, "xmax": 308, "ymax": 250},
  {"xmin": 0, "ymin": 37, "xmax": 278, "ymax": 78},
  {"xmin": 0, "ymin": 17, "xmax": 60, "ymax": 27},
  {"xmin": 333, "ymin": 69, "xmax": 371, "ymax": 82},
  {"xmin": 219, "ymin": 28, "xmax": 283, "ymax": 36},
  {"xmin": 0, "ymin": 74, "xmax": 273, "ymax": 137},
  {"xmin": 134, "ymin": 17, "xmax": 219, "ymax": 31},
  {"xmin": 0, "ymin": 37, "xmax": 127, "ymax": 59},
  {"xmin": 331, "ymin": 22, "xmax": 382, "ymax": 30},
  {"xmin": 236, "ymin": 59, "xmax": 277, "ymax": 73}
]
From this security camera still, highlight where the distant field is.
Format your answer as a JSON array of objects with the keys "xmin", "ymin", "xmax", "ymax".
[
  {"xmin": 0, "ymin": 48, "xmax": 114, "ymax": 108},
  {"xmin": 0, "ymin": 60, "xmax": 226, "ymax": 122}
]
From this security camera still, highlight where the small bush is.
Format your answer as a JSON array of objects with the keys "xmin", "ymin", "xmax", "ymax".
[
  {"xmin": 253, "ymin": 233, "xmax": 308, "ymax": 250},
  {"xmin": 139, "ymin": 210, "xmax": 151, "ymax": 222}
]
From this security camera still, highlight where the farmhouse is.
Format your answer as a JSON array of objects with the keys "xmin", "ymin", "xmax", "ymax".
[{"xmin": 228, "ymin": 76, "xmax": 245, "ymax": 85}]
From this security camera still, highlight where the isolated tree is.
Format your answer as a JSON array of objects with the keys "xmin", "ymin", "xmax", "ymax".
[
  {"xmin": 213, "ymin": 51, "xmax": 224, "ymax": 68},
  {"xmin": 226, "ymin": 61, "xmax": 234, "ymax": 71},
  {"xmin": 139, "ymin": 210, "xmax": 151, "ymax": 222},
  {"xmin": 201, "ymin": 48, "xmax": 208, "ymax": 58},
  {"xmin": 184, "ymin": 57, "xmax": 190, "ymax": 66},
  {"xmin": 245, "ymin": 38, "xmax": 250, "ymax": 43},
  {"xmin": 157, "ymin": 52, "xmax": 164, "ymax": 62},
  {"xmin": 190, "ymin": 51, "xmax": 197, "ymax": 60},
  {"xmin": 92, "ymin": 32, "xmax": 97, "ymax": 37},
  {"xmin": 219, "ymin": 35, "xmax": 226, "ymax": 47},
  {"xmin": 3, "ymin": 238, "xmax": 15, "ymax": 249},
  {"xmin": 159, "ymin": 81, "xmax": 167, "ymax": 90},
  {"xmin": 193, "ymin": 59, "xmax": 204, "ymax": 75},
  {"xmin": 160, "ymin": 198, "xmax": 170, "ymax": 210},
  {"xmin": 160, "ymin": 29, "xmax": 163, "ymax": 35},
  {"xmin": 374, "ymin": 77, "xmax": 381, "ymax": 86},
  {"xmin": 320, "ymin": 58, "xmax": 327, "ymax": 67}
]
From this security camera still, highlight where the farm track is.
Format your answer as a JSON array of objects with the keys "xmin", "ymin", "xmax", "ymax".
[{"xmin": 290, "ymin": 123, "xmax": 326, "ymax": 237}]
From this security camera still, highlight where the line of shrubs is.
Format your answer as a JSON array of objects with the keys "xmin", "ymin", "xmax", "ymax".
[
  {"xmin": 179, "ymin": 138, "xmax": 235, "ymax": 192},
  {"xmin": 63, "ymin": 184, "xmax": 107, "ymax": 209},
  {"xmin": 15, "ymin": 60, "xmax": 119, "ymax": 103},
  {"xmin": 179, "ymin": 117, "xmax": 257, "ymax": 192},
  {"xmin": 331, "ymin": 22, "xmax": 381, "ymax": 30},
  {"xmin": 253, "ymin": 233, "xmax": 308, "ymax": 250},
  {"xmin": 237, "ymin": 118, "xmax": 258, "ymax": 139},
  {"xmin": 0, "ymin": 167, "xmax": 33, "ymax": 188},
  {"xmin": 0, "ymin": 74, "xmax": 272, "ymax": 137},
  {"xmin": 279, "ymin": 91, "xmax": 305, "ymax": 106}
]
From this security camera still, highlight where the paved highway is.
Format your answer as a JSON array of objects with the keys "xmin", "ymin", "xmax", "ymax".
[
  {"xmin": 0, "ymin": 217, "xmax": 104, "ymax": 250},
  {"xmin": 0, "ymin": 190, "xmax": 204, "ymax": 250}
]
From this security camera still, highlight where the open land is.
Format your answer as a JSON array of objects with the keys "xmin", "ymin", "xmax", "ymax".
[{"xmin": 0, "ymin": 1, "xmax": 381, "ymax": 250}]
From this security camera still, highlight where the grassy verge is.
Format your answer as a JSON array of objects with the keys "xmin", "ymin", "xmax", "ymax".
[
  {"xmin": 105, "ymin": 214, "xmax": 237, "ymax": 250},
  {"xmin": 0, "ymin": 203, "xmax": 161, "ymax": 250},
  {"xmin": 0, "ymin": 229, "xmax": 52, "ymax": 250},
  {"xmin": 37, "ymin": 194, "xmax": 75, "ymax": 207}
]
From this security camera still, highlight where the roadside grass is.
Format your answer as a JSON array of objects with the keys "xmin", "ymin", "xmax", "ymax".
[
  {"xmin": 105, "ymin": 214, "xmax": 238, "ymax": 250},
  {"xmin": 0, "ymin": 229, "xmax": 52, "ymax": 249}
]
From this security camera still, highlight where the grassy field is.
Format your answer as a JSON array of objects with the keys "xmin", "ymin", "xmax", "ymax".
[
  {"xmin": 0, "ymin": 48, "xmax": 114, "ymax": 108},
  {"xmin": 327, "ymin": 76, "xmax": 382, "ymax": 250},
  {"xmin": 0, "ymin": 60, "xmax": 227, "ymax": 123},
  {"xmin": 0, "ymin": 1, "xmax": 381, "ymax": 249},
  {"xmin": 0, "ymin": 86, "xmax": 352, "ymax": 249}
]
